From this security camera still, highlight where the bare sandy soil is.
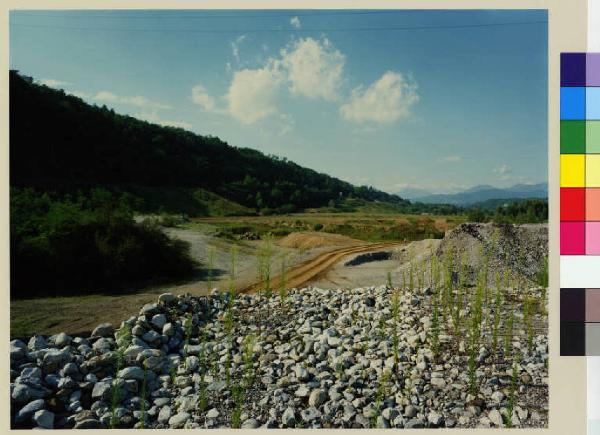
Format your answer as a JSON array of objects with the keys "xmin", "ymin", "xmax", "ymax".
[{"xmin": 10, "ymin": 230, "xmax": 378, "ymax": 338}]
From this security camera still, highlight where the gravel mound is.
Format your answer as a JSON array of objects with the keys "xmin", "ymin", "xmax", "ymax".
[
  {"xmin": 393, "ymin": 223, "xmax": 548, "ymax": 287},
  {"xmin": 10, "ymin": 282, "xmax": 548, "ymax": 429}
]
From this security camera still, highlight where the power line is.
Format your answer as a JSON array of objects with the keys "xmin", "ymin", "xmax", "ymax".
[
  {"xmin": 10, "ymin": 10, "xmax": 454, "ymax": 20},
  {"xmin": 9, "ymin": 20, "xmax": 548, "ymax": 34}
]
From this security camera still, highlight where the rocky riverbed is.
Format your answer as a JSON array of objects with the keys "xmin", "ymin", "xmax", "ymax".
[{"xmin": 10, "ymin": 284, "xmax": 548, "ymax": 429}]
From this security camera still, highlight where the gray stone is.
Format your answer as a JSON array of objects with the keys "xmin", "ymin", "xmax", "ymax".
[
  {"xmin": 168, "ymin": 412, "xmax": 190, "ymax": 428},
  {"xmin": 491, "ymin": 391, "xmax": 505, "ymax": 403},
  {"xmin": 300, "ymin": 406, "xmax": 321, "ymax": 422},
  {"xmin": 15, "ymin": 399, "xmax": 46, "ymax": 424},
  {"xmin": 91, "ymin": 323, "xmax": 114, "ymax": 338},
  {"xmin": 404, "ymin": 405, "xmax": 417, "ymax": 418},
  {"xmin": 163, "ymin": 323, "xmax": 175, "ymax": 337},
  {"xmin": 206, "ymin": 408, "xmax": 220, "ymax": 419},
  {"xmin": 427, "ymin": 411, "xmax": 444, "ymax": 427},
  {"xmin": 28, "ymin": 335, "xmax": 46, "ymax": 351},
  {"xmin": 242, "ymin": 418, "xmax": 260, "ymax": 428},
  {"xmin": 295, "ymin": 365, "xmax": 310, "ymax": 381},
  {"xmin": 118, "ymin": 366, "xmax": 145, "ymax": 381},
  {"xmin": 54, "ymin": 333, "xmax": 72, "ymax": 348},
  {"xmin": 33, "ymin": 410, "xmax": 54, "ymax": 429},
  {"xmin": 142, "ymin": 330, "xmax": 161, "ymax": 344},
  {"xmin": 405, "ymin": 418, "xmax": 425, "ymax": 429},
  {"xmin": 73, "ymin": 419, "xmax": 103, "ymax": 429},
  {"xmin": 489, "ymin": 409, "xmax": 503, "ymax": 427},
  {"xmin": 12, "ymin": 384, "xmax": 31, "ymax": 402},
  {"xmin": 158, "ymin": 293, "xmax": 176, "ymax": 304},
  {"xmin": 282, "ymin": 407, "xmax": 296, "ymax": 427},
  {"xmin": 42, "ymin": 349, "xmax": 71, "ymax": 371},
  {"xmin": 308, "ymin": 389, "xmax": 327, "ymax": 407},
  {"xmin": 295, "ymin": 385, "xmax": 310, "ymax": 398},
  {"xmin": 158, "ymin": 405, "xmax": 172, "ymax": 424},
  {"xmin": 91, "ymin": 382, "xmax": 112, "ymax": 400},
  {"xmin": 151, "ymin": 314, "xmax": 167, "ymax": 330},
  {"xmin": 60, "ymin": 362, "xmax": 79, "ymax": 377}
]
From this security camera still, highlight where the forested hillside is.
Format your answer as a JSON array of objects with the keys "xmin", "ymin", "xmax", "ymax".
[{"xmin": 10, "ymin": 70, "xmax": 407, "ymax": 214}]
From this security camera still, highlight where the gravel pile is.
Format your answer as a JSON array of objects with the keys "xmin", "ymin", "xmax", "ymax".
[
  {"xmin": 393, "ymin": 223, "xmax": 548, "ymax": 287},
  {"xmin": 10, "ymin": 284, "xmax": 548, "ymax": 429}
]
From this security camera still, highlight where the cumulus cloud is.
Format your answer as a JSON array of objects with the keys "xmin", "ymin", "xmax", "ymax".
[
  {"xmin": 134, "ymin": 111, "xmax": 192, "ymax": 130},
  {"xmin": 290, "ymin": 16, "xmax": 301, "ymax": 29},
  {"xmin": 37, "ymin": 78, "xmax": 70, "ymax": 88},
  {"xmin": 191, "ymin": 85, "xmax": 217, "ymax": 112},
  {"xmin": 191, "ymin": 36, "xmax": 417, "ymax": 129},
  {"xmin": 340, "ymin": 71, "xmax": 419, "ymax": 123},
  {"xmin": 94, "ymin": 91, "xmax": 171, "ymax": 110},
  {"xmin": 280, "ymin": 37, "xmax": 345, "ymax": 101},
  {"xmin": 231, "ymin": 35, "xmax": 246, "ymax": 63},
  {"xmin": 225, "ymin": 60, "xmax": 284, "ymax": 124}
]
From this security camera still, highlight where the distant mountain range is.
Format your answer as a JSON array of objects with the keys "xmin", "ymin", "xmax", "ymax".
[{"xmin": 397, "ymin": 183, "xmax": 548, "ymax": 206}]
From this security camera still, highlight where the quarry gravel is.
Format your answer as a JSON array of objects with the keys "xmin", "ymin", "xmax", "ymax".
[{"xmin": 10, "ymin": 282, "xmax": 548, "ymax": 429}]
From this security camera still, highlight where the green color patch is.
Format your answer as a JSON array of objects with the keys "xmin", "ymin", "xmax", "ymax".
[
  {"xmin": 561, "ymin": 120, "xmax": 586, "ymax": 154},
  {"xmin": 587, "ymin": 121, "xmax": 600, "ymax": 154}
]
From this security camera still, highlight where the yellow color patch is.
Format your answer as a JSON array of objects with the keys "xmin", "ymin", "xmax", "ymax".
[
  {"xmin": 561, "ymin": 154, "xmax": 585, "ymax": 187},
  {"xmin": 587, "ymin": 155, "xmax": 600, "ymax": 187}
]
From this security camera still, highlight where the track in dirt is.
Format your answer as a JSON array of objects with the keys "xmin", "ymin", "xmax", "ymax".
[{"xmin": 239, "ymin": 242, "xmax": 402, "ymax": 293}]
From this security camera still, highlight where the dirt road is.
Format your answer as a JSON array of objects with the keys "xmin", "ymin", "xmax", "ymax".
[
  {"xmin": 11, "ymin": 241, "xmax": 401, "ymax": 338},
  {"xmin": 240, "ymin": 242, "xmax": 402, "ymax": 293}
]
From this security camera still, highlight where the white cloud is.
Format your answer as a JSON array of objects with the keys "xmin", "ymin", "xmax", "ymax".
[
  {"xmin": 441, "ymin": 155, "xmax": 461, "ymax": 163},
  {"xmin": 493, "ymin": 164, "xmax": 512, "ymax": 175},
  {"xmin": 278, "ymin": 113, "xmax": 295, "ymax": 136},
  {"xmin": 134, "ymin": 111, "xmax": 192, "ymax": 130},
  {"xmin": 493, "ymin": 164, "xmax": 513, "ymax": 181},
  {"xmin": 340, "ymin": 71, "xmax": 419, "ymax": 123},
  {"xmin": 191, "ymin": 85, "xmax": 217, "ymax": 112},
  {"xmin": 290, "ymin": 16, "xmax": 301, "ymax": 29},
  {"xmin": 37, "ymin": 78, "xmax": 70, "ymax": 88},
  {"xmin": 94, "ymin": 91, "xmax": 171, "ymax": 110},
  {"xmin": 280, "ymin": 37, "xmax": 345, "ymax": 101},
  {"xmin": 225, "ymin": 60, "xmax": 284, "ymax": 124},
  {"xmin": 66, "ymin": 90, "xmax": 91, "ymax": 99},
  {"xmin": 231, "ymin": 35, "xmax": 246, "ymax": 63}
]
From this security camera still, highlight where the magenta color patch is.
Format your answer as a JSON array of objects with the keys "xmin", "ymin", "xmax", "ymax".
[
  {"xmin": 561, "ymin": 221, "xmax": 586, "ymax": 255},
  {"xmin": 586, "ymin": 222, "xmax": 600, "ymax": 254}
]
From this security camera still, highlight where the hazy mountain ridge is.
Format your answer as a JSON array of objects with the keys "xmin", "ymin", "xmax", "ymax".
[{"xmin": 397, "ymin": 183, "xmax": 548, "ymax": 206}]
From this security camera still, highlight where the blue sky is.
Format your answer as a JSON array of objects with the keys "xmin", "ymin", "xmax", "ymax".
[{"xmin": 9, "ymin": 9, "xmax": 548, "ymax": 194}]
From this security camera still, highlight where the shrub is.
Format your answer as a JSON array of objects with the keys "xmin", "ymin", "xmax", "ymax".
[{"xmin": 10, "ymin": 188, "xmax": 197, "ymax": 298}]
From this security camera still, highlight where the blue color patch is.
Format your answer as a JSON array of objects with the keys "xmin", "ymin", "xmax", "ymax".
[{"xmin": 561, "ymin": 87, "xmax": 586, "ymax": 120}]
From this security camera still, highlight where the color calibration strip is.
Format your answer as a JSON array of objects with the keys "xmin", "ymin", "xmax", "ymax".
[
  {"xmin": 561, "ymin": 53, "xmax": 600, "ymax": 255},
  {"xmin": 560, "ymin": 288, "xmax": 600, "ymax": 355}
]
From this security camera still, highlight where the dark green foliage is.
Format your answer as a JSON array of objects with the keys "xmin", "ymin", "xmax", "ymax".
[
  {"xmin": 10, "ymin": 187, "xmax": 197, "ymax": 298},
  {"xmin": 10, "ymin": 71, "xmax": 407, "ymax": 214},
  {"xmin": 462, "ymin": 199, "xmax": 547, "ymax": 224},
  {"xmin": 492, "ymin": 199, "xmax": 548, "ymax": 224},
  {"xmin": 467, "ymin": 207, "xmax": 487, "ymax": 223}
]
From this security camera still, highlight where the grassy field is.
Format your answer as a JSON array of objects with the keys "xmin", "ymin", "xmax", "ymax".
[{"xmin": 184, "ymin": 212, "xmax": 467, "ymax": 243}]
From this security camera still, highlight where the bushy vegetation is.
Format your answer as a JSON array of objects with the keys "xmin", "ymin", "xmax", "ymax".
[
  {"xmin": 466, "ymin": 199, "xmax": 547, "ymax": 224},
  {"xmin": 10, "ymin": 188, "xmax": 197, "ymax": 298}
]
